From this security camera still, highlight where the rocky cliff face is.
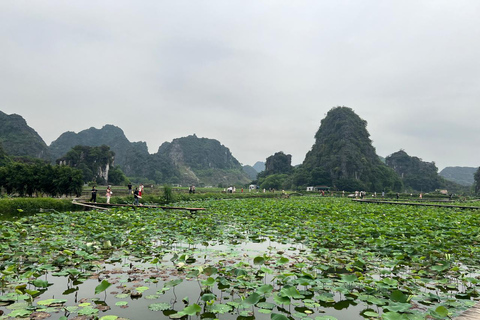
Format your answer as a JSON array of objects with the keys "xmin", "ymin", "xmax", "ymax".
[
  {"xmin": 0, "ymin": 111, "xmax": 50, "ymax": 160},
  {"xmin": 156, "ymin": 134, "xmax": 251, "ymax": 186}
]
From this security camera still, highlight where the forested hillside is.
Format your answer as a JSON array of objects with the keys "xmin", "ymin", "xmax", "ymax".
[
  {"xmin": 0, "ymin": 111, "xmax": 50, "ymax": 160},
  {"xmin": 156, "ymin": 134, "xmax": 251, "ymax": 186},
  {"xmin": 293, "ymin": 107, "xmax": 402, "ymax": 191},
  {"xmin": 49, "ymin": 127, "xmax": 250, "ymax": 186},
  {"xmin": 439, "ymin": 166, "xmax": 476, "ymax": 186},
  {"xmin": 386, "ymin": 150, "xmax": 445, "ymax": 192},
  {"xmin": 49, "ymin": 125, "xmax": 150, "ymax": 178}
]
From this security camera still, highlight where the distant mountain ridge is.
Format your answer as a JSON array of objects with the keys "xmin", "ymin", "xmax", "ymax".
[
  {"xmin": 252, "ymin": 161, "xmax": 265, "ymax": 172},
  {"xmin": 48, "ymin": 125, "xmax": 250, "ymax": 186},
  {"xmin": 49, "ymin": 125, "xmax": 150, "ymax": 178},
  {"xmin": 439, "ymin": 166, "xmax": 476, "ymax": 186}
]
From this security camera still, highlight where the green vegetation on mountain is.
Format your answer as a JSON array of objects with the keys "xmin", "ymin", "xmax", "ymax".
[
  {"xmin": 257, "ymin": 151, "xmax": 294, "ymax": 190},
  {"xmin": 49, "ymin": 125, "xmax": 149, "ymax": 178},
  {"xmin": 293, "ymin": 107, "xmax": 402, "ymax": 191},
  {"xmin": 156, "ymin": 134, "xmax": 251, "ymax": 186},
  {"xmin": 252, "ymin": 161, "xmax": 265, "ymax": 173},
  {"xmin": 57, "ymin": 145, "xmax": 127, "ymax": 185},
  {"xmin": 48, "ymin": 127, "xmax": 250, "ymax": 186},
  {"xmin": 242, "ymin": 165, "xmax": 258, "ymax": 180},
  {"xmin": 0, "ymin": 111, "xmax": 50, "ymax": 160},
  {"xmin": 386, "ymin": 150, "xmax": 445, "ymax": 192},
  {"xmin": 439, "ymin": 166, "xmax": 476, "ymax": 186}
]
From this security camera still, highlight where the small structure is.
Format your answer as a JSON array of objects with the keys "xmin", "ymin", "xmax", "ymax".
[
  {"xmin": 436, "ymin": 189, "xmax": 448, "ymax": 195},
  {"xmin": 306, "ymin": 186, "xmax": 330, "ymax": 192}
]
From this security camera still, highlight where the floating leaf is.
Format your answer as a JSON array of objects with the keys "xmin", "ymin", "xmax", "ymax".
[
  {"xmin": 37, "ymin": 299, "xmax": 67, "ymax": 306},
  {"xmin": 148, "ymin": 303, "xmax": 171, "ymax": 311},
  {"xmin": 210, "ymin": 303, "xmax": 232, "ymax": 314},
  {"xmin": 271, "ymin": 313, "xmax": 289, "ymax": 320},
  {"xmin": 78, "ymin": 306, "xmax": 99, "ymax": 315},
  {"xmin": 32, "ymin": 279, "xmax": 49, "ymax": 288},
  {"xmin": 135, "ymin": 286, "xmax": 149, "ymax": 293},
  {"xmin": 100, "ymin": 316, "xmax": 119, "ymax": 320}
]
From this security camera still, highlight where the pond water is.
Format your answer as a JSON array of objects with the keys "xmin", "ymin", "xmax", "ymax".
[{"xmin": 1, "ymin": 239, "xmax": 372, "ymax": 320}]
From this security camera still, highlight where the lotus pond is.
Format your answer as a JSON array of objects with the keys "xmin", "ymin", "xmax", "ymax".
[{"xmin": 1, "ymin": 197, "xmax": 480, "ymax": 320}]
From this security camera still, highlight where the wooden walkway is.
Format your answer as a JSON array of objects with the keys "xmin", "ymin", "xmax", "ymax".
[
  {"xmin": 352, "ymin": 199, "xmax": 480, "ymax": 210},
  {"xmin": 72, "ymin": 200, "xmax": 205, "ymax": 213},
  {"xmin": 456, "ymin": 304, "xmax": 480, "ymax": 319}
]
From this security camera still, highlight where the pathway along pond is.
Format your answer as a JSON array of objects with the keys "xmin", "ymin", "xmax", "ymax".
[{"xmin": 1, "ymin": 197, "xmax": 480, "ymax": 320}]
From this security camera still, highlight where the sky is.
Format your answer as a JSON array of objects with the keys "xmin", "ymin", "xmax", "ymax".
[{"xmin": 1, "ymin": 1, "xmax": 479, "ymax": 171}]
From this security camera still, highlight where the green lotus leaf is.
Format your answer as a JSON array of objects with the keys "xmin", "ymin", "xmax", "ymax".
[
  {"xmin": 148, "ymin": 303, "xmax": 171, "ymax": 311},
  {"xmin": 78, "ymin": 306, "xmax": 99, "ymax": 315},
  {"xmin": 271, "ymin": 313, "xmax": 289, "ymax": 320},
  {"xmin": 95, "ymin": 280, "xmax": 112, "ymax": 295},
  {"xmin": 181, "ymin": 303, "xmax": 201, "ymax": 315},
  {"xmin": 210, "ymin": 303, "xmax": 232, "ymax": 314},
  {"xmin": 100, "ymin": 315, "xmax": 119, "ymax": 320},
  {"xmin": 254, "ymin": 256, "xmax": 265, "ymax": 265}
]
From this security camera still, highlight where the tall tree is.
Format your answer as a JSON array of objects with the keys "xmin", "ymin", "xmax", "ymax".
[{"xmin": 474, "ymin": 167, "xmax": 480, "ymax": 195}]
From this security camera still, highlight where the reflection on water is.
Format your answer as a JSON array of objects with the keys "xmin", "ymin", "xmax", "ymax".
[{"xmin": 0, "ymin": 239, "xmax": 371, "ymax": 320}]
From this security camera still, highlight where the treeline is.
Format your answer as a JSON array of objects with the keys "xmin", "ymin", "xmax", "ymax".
[{"xmin": 0, "ymin": 161, "xmax": 83, "ymax": 197}]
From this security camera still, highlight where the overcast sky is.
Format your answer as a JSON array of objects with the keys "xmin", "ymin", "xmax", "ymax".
[{"xmin": 1, "ymin": 1, "xmax": 479, "ymax": 170}]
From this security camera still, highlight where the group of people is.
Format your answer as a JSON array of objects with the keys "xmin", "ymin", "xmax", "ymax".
[{"xmin": 90, "ymin": 183, "xmax": 144, "ymax": 205}]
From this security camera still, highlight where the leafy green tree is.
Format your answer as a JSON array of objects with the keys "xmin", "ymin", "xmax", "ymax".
[
  {"xmin": 260, "ymin": 174, "xmax": 289, "ymax": 190},
  {"xmin": 108, "ymin": 165, "xmax": 128, "ymax": 185},
  {"xmin": 474, "ymin": 167, "xmax": 480, "ymax": 195},
  {"xmin": 0, "ymin": 142, "xmax": 11, "ymax": 167},
  {"xmin": 58, "ymin": 145, "xmax": 114, "ymax": 184},
  {"xmin": 53, "ymin": 165, "xmax": 83, "ymax": 197}
]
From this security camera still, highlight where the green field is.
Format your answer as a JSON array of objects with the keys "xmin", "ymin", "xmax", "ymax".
[{"xmin": 1, "ymin": 197, "xmax": 480, "ymax": 319}]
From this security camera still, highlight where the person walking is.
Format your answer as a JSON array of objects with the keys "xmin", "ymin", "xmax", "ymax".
[
  {"xmin": 90, "ymin": 186, "xmax": 97, "ymax": 203},
  {"xmin": 106, "ymin": 186, "xmax": 112, "ymax": 204},
  {"xmin": 133, "ymin": 187, "xmax": 140, "ymax": 206}
]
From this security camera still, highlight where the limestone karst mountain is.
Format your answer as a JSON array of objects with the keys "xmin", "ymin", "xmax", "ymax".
[{"xmin": 0, "ymin": 111, "xmax": 50, "ymax": 160}]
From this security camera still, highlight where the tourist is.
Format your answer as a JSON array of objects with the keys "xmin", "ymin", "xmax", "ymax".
[
  {"xmin": 133, "ymin": 187, "xmax": 140, "ymax": 205},
  {"xmin": 106, "ymin": 186, "xmax": 112, "ymax": 204},
  {"xmin": 90, "ymin": 186, "xmax": 97, "ymax": 203}
]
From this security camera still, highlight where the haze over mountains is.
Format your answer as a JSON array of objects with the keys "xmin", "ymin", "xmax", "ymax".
[{"xmin": 0, "ymin": 109, "xmax": 477, "ymax": 188}]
